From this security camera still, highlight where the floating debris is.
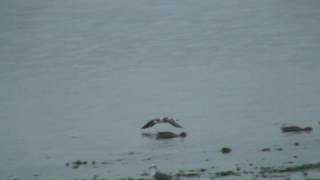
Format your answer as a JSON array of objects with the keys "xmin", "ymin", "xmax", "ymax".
[
  {"xmin": 73, "ymin": 160, "xmax": 87, "ymax": 166},
  {"xmin": 111, "ymin": 161, "xmax": 320, "ymax": 180},
  {"xmin": 281, "ymin": 126, "xmax": 313, "ymax": 133},
  {"xmin": 215, "ymin": 170, "xmax": 239, "ymax": 177},
  {"xmin": 65, "ymin": 160, "xmax": 99, "ymax": 169},
  {"xmin": 282, "ymin": 163, "xmax": 320, "ymax": 172},
  {"xmin": 221, "ymin": 147, "xmax": 232, "ymax": 154},
  {"xmin": 261, "ymin": 148, "xmax": 271, "ymax": 152},
  {"xmin": 146, "ymin": 164, "xmax": 173, "ymax": 180},
  {"xmin": 119, "ymin": 177, "xmax": 147, "ymax": 180},
  {"xmin": 259, "ymin": 162, "xmax": 320, "ymax": 174},
  {"xmin": 176, "ymin": 168, "xmax": 206, "ymax": 177}
]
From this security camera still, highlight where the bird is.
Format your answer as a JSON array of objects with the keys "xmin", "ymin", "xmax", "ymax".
[
  {"xmin": 141, "ymin": 117, "xmax": 182, "ymax": 129},
  {"xmin": 148, "ymin": 164, "xmax": 173, "ymax": 180}
]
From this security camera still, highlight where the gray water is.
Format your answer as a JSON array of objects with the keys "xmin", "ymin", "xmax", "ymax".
[{"xmin": 1, "ymin": 0, "xmax": 320, "ymax": 179}]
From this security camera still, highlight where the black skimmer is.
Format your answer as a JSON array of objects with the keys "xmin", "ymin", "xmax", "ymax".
[{"xmin": 141, "ymin": 117, "xmax": 182, "ymax": 129}]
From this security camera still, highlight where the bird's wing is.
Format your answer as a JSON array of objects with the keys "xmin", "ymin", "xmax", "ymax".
[
  {"xmin": 141, "ymin": 120, "xmax": 156, "ymax": 129},
  {"xmin": 168, "ymin": 120, "xmax": 182, "ymax": 128}
]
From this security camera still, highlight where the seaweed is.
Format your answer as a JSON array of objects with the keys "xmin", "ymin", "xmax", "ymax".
[
  {"xmin": 175, "ymin": 168, "xmax": 206, "ymax": 177},
  {"xmin": 259, "ymin": 162, "xmax": 320, "ymax": 174},
  {"xmin": 215, "ymin": 170, "xmax": 239, "ymax": 177}
]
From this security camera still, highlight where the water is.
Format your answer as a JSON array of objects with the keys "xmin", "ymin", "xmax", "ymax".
[{"xmin": 1, "ymin": 0, "xmax": 320, "ymax": 179}]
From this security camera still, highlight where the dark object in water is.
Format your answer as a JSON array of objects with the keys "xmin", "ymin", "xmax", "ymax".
[
  {"xmin": 154, "ymin": 171, "xmax": 173, "ymax": 180},
  {"xmin": 215, "ymin": 170, "xmax": 239, "ymax": 177},
  {"xmin": 141, "ymin": 117, "xmax": 182, "ymax": 129},
  {"xmin": 176, "ymin": 169, "xmax": 206, "ymax": 177},
  {"xmin": 221, "ymin": 147, "xmax": 232, "ymax": 154},
  {"xmin": 281, "ymin": 126, "xmax": 312, "ymax": 133},
  {"xmin": 156, "ymin": 131, "xmax": 186, "ymax": 139},
  {"xmin": 294, "ymin": 142, "xmax": 300, "ymax": 146},
  {"xmin": 261, "ymin": 148, "xmax": 271, "ymax": 152},
  {"xmin": 260, "ymin": 162, "xmax": 320, "ymax": 173},
  {"xmin": 274, "ymin": 147, "xmax": 283, "ymax": 151},
  {"xmin": 148, "ymin": 164, "xmax": 173, "ymax": 180},
  {"xmin": 142, "ymin": 131, "xmax": 187, "ymax": 139}
]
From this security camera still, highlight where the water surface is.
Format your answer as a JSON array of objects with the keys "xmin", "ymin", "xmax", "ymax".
[{"xmin": 1, "ymin": 0, "xmax": 320, "ymax": 179}]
